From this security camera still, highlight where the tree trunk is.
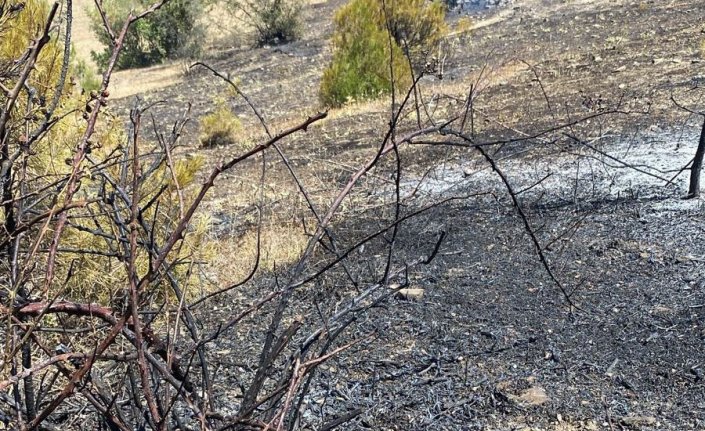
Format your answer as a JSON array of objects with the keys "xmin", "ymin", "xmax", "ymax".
[{"xmin": 686, "ymin": 116, "xmax": 705, "ymax": 199}]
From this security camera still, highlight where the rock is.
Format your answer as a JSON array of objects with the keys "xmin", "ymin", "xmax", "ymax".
[
  {"xmin": 676, "ymin": 254, "xmax": 701, "ymax": 263},
  {"xmin": 514, "ymin": 386, "xmax": 549, "ymax": 406},
  {"xmin": 620, "ymin": 416, "xmax": 657, "ymax": 427},
  {"xmin": 396, "ymin": 288, "xmax": 425, "ymax": 300},
  {"xmin": 653, "ymin": 57, "xmax": 681, "ymax": 65}
]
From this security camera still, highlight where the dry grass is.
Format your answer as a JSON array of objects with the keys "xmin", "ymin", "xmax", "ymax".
[
  {"xmin": 325, "ymin": 98, "xmax": 390, "ymax": 121},
  {"xmin": 71, "ymin": 0, "xmax": 327, "ymax": 99},
  {"xmin": 71, "ymin": 0, "xmax": 103, "ymax": 70},
  {"xmin": 466, "ymin": 7, "xmax": 514, "ymax": 31},
  {"xmin": 209, "ymin": 222, "xmax": 309, "ymax": 286},
  {"xmin": 110, "ymin": 63, "xmax": 186, "ymax": 98}
]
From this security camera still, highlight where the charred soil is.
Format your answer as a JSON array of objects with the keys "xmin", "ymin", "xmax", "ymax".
[{"xmin": 104, "ymin": 0, "xmax": 705, "ymax": 429}]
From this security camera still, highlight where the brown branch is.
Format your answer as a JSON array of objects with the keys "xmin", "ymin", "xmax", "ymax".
[
  {"xmin": 150, "ymin": 112, "xmax": 326, "ymax": 276},
  {"xmin": 9, "ymin": 301, "xmax": 115, "ymax": 321},
  {"xmin": 41, "ymin": 5, "xmax": 136, "ymax": 309},
  {"xmin": 127, "ymin": 106, "xmax": 163, "ymax": 428},
  {"xmin": 28, "ymin": 3, "xmax": 174, "ymax": 427},
  {"xmin": 474, "ymin": 145, "xmax": 577, "ymax": 310}
]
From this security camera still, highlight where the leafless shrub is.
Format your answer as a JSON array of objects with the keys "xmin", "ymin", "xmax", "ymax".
[
  {"xmin": 0, "ymin": 1, "xmax": 451, "ymax": 429},
  {"xmin": 2, "ymin": 1, "xmax": 677, "ymax": 430}
]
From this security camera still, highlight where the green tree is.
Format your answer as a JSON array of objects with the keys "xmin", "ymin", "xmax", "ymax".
[
  {"xmin": 224, "ymin": 0, "xmax": 303, "ymax": 46},
  {"xmin": 91, "ymin": 0, "xmax": 204, "ymax": 70},
  {"xmin": 320, "ymin": 0, "xmax": 447, "ymax": 107}
]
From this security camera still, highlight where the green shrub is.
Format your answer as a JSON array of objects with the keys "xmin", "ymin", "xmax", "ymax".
[
  {"xmin": 320, "ymin": 0, "xmax": 447, "ymax": 107},
  {"xmin": 91, "ymin": 0, "xmax": 204, "ymax": 70},
  {"xmin": 73, "ymin": 56, "xmax": 101, "ymax": 92},
  {"xmin": 1, "ymin": 0, "xmax": 213, "ymax": 303},
  {"xmin": 226, "ymin": 0, "xmax": 303, "ymax": 46},
  {"xmin": 199, "ymin": 99, "xmax": 243, "ymax": 148},
  {"xmin": 383, "ymin": 0, "xmax": 447, "ymax": 59}
]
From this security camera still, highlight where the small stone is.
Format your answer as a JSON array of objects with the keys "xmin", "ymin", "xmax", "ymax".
[
  {"xmin": 514, "ymin": 386, "xmax": 549, "ymax": 406},
  {"xmin": 620, "ymin": 416, "xmax": 657, "ymax": 427},
  {"xmin": 396, "ymin": 288, "xmax": 425, "ymax": 300}
]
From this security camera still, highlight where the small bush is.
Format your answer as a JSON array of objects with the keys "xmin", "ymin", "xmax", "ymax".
[
  {"xmin": 91, "ymin": 0, "xmax": 204, "ymax": 70},
  {"xmin": 320, "ymin": 0, "xmax": 447, "ymax": 107},
  {"xmin": 383, "ymin": 0, "xmax": 447, "ymax": 59},
  {"xmin": 1, "ymin": 0, "xmax": 213, "ymax": 304},
  {"xmin": 73, "ymin": 56, "xmax": 101, "ymax": 92},
  {"xmin": 250, "ymin": 0, "xmax": 302, "ymax": 46},
  {"xmin": 226, "ymin": 0, "xmax": 303, "ymax": 46},
  {"xmin": 199, "ymin": 99, "xmax": 243, "ymax": 148}
]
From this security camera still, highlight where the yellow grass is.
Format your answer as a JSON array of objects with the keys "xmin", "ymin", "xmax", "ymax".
[
  {"xmin": 209, "ymin": 222, "xmax": 309, "ymax": 286},
  {"xmin": 72, "ymin": 0, "xmax": 103, "ymax": 70},
  {"xmin": 110, "ymin": 63, "xmax": 185, "ymax": 98}
]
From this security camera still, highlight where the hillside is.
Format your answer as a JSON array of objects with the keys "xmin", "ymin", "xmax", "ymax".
[
  {"xmin": 102, "ymin": 0, "xmax": 705, "ymax": 429},
  {"xmin": 7, "ymin": 0, "xmax": 705, "ymax": 429}
]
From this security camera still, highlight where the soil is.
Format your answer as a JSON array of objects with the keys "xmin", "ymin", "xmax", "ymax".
[{"xmin": 95, "ymin": 0, "xmax": 705, "ymax": 429}]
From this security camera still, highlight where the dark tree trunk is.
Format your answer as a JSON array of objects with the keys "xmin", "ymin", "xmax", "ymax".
[{"xmin": 686, "ymin": 116, "xmax": 705, "ymax": 199}]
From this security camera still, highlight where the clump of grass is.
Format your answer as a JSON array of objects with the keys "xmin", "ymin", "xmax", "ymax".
[
  {"xmin": 210, "ymin": 222, "xmax": 309, "ymax": 286},
  {"xmin": 199, "ymin": 99, "xmax": 243, "ymax": 148}
]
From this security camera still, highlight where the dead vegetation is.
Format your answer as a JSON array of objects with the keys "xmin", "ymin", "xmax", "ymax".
[{"xmin": 2, "ymin": 0, "xmax": 705, "ymax": 430}]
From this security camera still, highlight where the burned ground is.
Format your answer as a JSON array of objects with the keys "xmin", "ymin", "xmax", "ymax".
[{"xmin": 97, "ymin": 0, "xmax": 705, "ymax": 429}]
